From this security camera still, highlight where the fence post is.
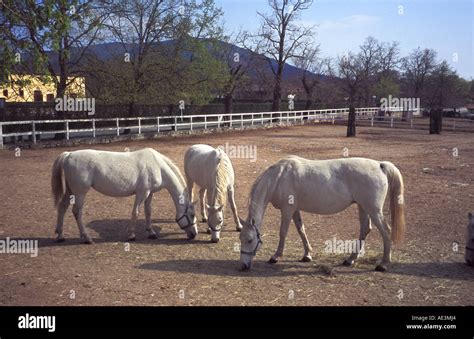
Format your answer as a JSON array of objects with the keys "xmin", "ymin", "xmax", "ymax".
[
  {"xmin": 116, "ymin": 118, "xmax": 120, "ymax": 136},
  {"xmin": 92, "ymin": 119, "xmax": 96, "ymax": 138},
  {"xmin": 174, "ymin": 116, "xmax": 177, "ymax": 132},
  {"xmin": 261, "ymin": 113, "xmax": 264, "ymax": 125},
  {"xmin": 390, "ymin": 117, "xmax": 393, "ymax": 128},
  {"xmin": 32, "ymin": 121, "xmax": 36, "ymax": 144},
  {"xmin": 241, "ymin": 114, "xmax": 243, "ymax": 128},
  {"xmin": 230, "ymin": 114, "xmax": 233, "ymax": 128},
  {"xmin": 0, "ymin": 122, "xmax": 3, "ymax": 150},
  {"xmin": 204, "ymin": 115, "xmax": 207, "ymax": 130},
  {"xmin": 218, "ymin": 115, "xmax": 221, "ymax": 129},
  {"xmin": 371, "ymin": 116, "xmax": 374, "ymax": 127},
  {"xmin": 138, "ymin": 118, "xmax": 142, "ymax": 135},
  {"xmin": 66, "ymin": 120, "xmax": 70, "ymax": 140},
  {"xmin": 190, "ymin": 116, "xmax": 193, "ymax": 131},
  {"xmin": 251, "ymin": 113, "xmax": 254, "ymax": 126},
  {"xmin": 157, "ymin": 117, "xmax": 160, "ymax": 133}
]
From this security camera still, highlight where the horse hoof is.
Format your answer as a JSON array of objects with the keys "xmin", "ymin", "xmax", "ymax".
[
  {"xmin": 375, "ymin": 264, "xmax": 387, "ymax": 272},
  {"xmin": 83, "ymin": 239, "xmax": 94, "ymax": 245},
  {"xmin": 268, "ymin": 257, "xmax": 278, "ymax": 264},
  {"xmin": 148, "ymin": 234, "xmax": 157, "ymax": 240},
  {"xmin": 300, "ymin": 256, "xmax": 312, "ymax": 263},
  {"xmin": 343, "ymin": 259, "xmax": 354, "ymax": 266},
  {"xmin": 55, "ymin": 237, "xmax": 65, "ymax": 243}
]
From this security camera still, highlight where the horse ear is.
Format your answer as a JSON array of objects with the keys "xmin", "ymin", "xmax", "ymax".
[
  {"xmin": 250, "ymin": 218, "xmax": 255, "ymax": 226},
  {"xmin": 239, "ymin": 217, "xmax": 247, "ymax": 227}
]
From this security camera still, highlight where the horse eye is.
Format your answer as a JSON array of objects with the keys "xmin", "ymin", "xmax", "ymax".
[{"xmin": 247, "ymin": 239, "xmax": 252, "ymax": 244}]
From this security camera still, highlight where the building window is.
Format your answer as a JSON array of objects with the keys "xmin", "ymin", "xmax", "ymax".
[
  {"xmin": 19, "ymin": 89, "xmax": 24, "ymax": 98},
  {"xmin": 46, "ymin": 93, "xmax": 55, "ymax": 102},
  {"xmin": 2, "ymin": 89, "xmax": 8, "ymax": 97},
  {"xmin": 33, "ymin": 90, "xmax": 43, "ymax": 102}
]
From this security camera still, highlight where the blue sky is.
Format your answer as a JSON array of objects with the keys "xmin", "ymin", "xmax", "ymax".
[{"xmin": 215, "ymin": 0, "xmax": 473, "ymax": 79}]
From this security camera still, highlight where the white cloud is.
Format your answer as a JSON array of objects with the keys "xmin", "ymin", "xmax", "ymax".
[{"xmin": 319, "ymin": 14, "xmax": 381, "ymax": 30}]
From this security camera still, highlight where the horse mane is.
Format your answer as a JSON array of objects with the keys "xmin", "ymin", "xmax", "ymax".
[
  {"xmin": 159, "ymin": 151, "xmax": 187, "ymax": 192},
  {"xmin": 212, "ymin": 151, "xmax": 231, "ymax": 208}
]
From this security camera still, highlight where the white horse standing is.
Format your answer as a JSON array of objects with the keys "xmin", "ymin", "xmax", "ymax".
[
  {"xmin": 239, "ymin": 156, "xmax": 405, "ymax": 272},
  {"xmin": 51, "ymin": 148, "xmax": 198, "ymax": 243},
  {"xmin": 184, "ymin": 144, "xmax": 242, "ymax": 242}
]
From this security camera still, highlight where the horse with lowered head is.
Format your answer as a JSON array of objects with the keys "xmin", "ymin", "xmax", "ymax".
[
  {"xmin": 239, "ymin": 156, "xmax": 406, "ymax": 272},
  {"xmin": 184, "ymin": 144, "xmax": 242, "ymax": 243},
  {"xmin": 51, "ymin": 148, "xmax": 198, "ymax": 243}
]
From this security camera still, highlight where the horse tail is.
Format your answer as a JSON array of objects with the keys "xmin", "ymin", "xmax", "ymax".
[
  {"xmin": 381, "ymin": 161, "xmax": 406, "ymax": 244},
  {"xmin": 51, "ymin": 152, "xmax": 70, "ymax": 208}
]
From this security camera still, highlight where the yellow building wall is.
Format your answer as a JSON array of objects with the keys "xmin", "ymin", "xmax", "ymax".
[{"xmin": 0, "ymin": 75, "xmax": 86, "ymax": 102}]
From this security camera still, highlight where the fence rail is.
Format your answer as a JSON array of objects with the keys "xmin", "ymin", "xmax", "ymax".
[{"xmin": 0, "ymin": 107, "xmax": 411, "ymax": 149}]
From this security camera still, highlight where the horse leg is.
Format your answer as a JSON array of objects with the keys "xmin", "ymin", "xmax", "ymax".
[
  {"xmin": 268, "ymin": 209, "xmax": 293, "ymax": 264},
  {"xmin": 369, "ymin": 211, "xmax": 392, "ymax": 272},
  {"xmin": 128, "ymin": 194, "xmax": 145, "ymax": 241},
  {"xmin": 292, "ymin": 210, "xmax": 313, "ymax": 262},
  {"xmin": 199, "ymin": 188, "xmax": 208, "ymax": 223},
  {"xmin": 227, "ymin": 187, "xmax": 242, "ymax": 232},
  {"xmin": 144, "ymin": 192, "xmax": 157, "ymax": 239},
  {"xmin": 343, "ymin": 205, "xmax": 372, "ymax": 266},
  {"xmin": 71, "ymin": 194, "xmax": 93, "ymax": 244},
  {"xmin": 55, "ymin": 186, "xmax": 72, "ymax": 242}
]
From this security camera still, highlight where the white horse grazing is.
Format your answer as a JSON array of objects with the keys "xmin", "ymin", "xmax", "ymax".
[
  {"xmin": 51, "ymin": 148, "xmax": 198, "ymax": 243},
  {"xmin": 184, "ymin": 144, "xmax": 242, "ymax": 243},
  {"xmin": 239, "ymin": 156, "xmax": 405, "ymax": 272}
]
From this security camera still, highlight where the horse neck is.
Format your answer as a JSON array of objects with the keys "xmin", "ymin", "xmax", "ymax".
[
  {"xmin": 161, "ymin": 164, "xmax": 187, "ymax": 216},
  {"xmin": 248, "ymin": 180, "xmax": 271, "ymax": 229}
]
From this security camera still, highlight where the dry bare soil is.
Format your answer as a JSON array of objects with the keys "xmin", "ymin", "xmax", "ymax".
[{"xmin": 0, "ymin": 124, "xmax": 473, "ymax": 306}]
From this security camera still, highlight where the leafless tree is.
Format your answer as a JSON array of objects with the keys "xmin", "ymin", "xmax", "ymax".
[
  {"xmin": 358, "ymin": 36, "xmax": 381, "ymax": 107},
  {"xmin": 256, "ymin": 0, "xmax": 315, "ymax": 111},
  {"xmin": 401, "ymin": 47, "xmax": 437, "ymax": 99},
  {"xmin": 337, "ymin": 52, "xmax": 364, "ymax": 137},
  {"xmin": 294, "ymin": 45, "xmax": 331, "ymax": 109},
  {"xmin": 219, "ymin": 31, "xmax": 261, "ymax": 113}
]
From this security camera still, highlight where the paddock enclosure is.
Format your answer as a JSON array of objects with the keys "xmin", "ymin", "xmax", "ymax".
[{"xmin": 0, "ymin": 123, "xmax": 473, "ymax": 306}]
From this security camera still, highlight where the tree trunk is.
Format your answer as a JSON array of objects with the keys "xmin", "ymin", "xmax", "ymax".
[
  {"xmin": 272, "ymin": 65, "xmax": 284, "ymax": 111},
  {"xmin": 346, "ymin": 105, "xmax": 356, "ymax": 137},
  {"xmin": 224, "ymin": 93, "xmax": 233, "ymax": 114},
  {"xmin": 54, "ymin": 60, "xmax": 68, "ymax": 140},
  {"xmin": 305, "ymin": 97, "xmax": 313, "ymax": 110},
  {"xmin": 429, "ymin": 109, "xmax": 443, "ymax": 134},
  {"xmin": 124, "ymin": 101, "xmax": 135, "ymax": 134}
]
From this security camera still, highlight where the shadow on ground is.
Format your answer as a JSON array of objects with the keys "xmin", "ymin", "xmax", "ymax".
[{"xmin": 138, "ymin": 259, "xmax": 473, "ymax": 280}]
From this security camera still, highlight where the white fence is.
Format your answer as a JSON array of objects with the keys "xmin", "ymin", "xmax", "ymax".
[
  {"xmin": 0, "ymin": 107, "xmax": 389, "ymax": 149},
  {"xmin": 356, "ymin": 114, "xmax": 474, "ymax": 131}
]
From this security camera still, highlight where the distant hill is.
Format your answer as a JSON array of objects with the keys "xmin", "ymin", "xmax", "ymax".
[{"xmin": 17, "ymin": 40, "xmax": 320, "ymax": 82}]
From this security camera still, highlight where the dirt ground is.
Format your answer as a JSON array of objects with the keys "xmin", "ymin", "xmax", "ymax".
[{"xmin": 0, "ymin": 123, "xmax": 473, "ymax": 306}]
